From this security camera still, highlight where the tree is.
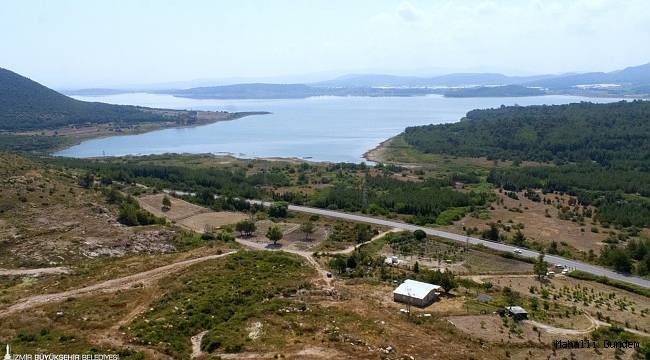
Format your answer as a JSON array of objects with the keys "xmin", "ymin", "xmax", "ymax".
[
  {"xmin": 300, "ymin": 221, "xmax": 315, "ymax": 240},
  {"xmin": 413, "ymin": 261, "xmax": 420, "ymax": 273},
  {"xmin": 162, "ymin": 195, "xmax": 172, "ymax": 210},
  {"xmin": 502, "ymin": 286, "xmax": 520, "ymax": 306},
  {"xmin": 269, "ymin": 201, "xmax": 289, "ymax": 218},
  {"xmin": 217, "ymin": 230, "xmax": 235, "ymax": 242},
  {"xmin": 235, "ymin": 219, "xmax": 256, "ymax": 237},
  {"xmin": 512, "ymin": 230, "xmax": 526, "ymax": 247},
  {"xmin": 482, "ymin": 223, "xmax": 500, "ymax": 242},
  {"xmin": 329, "ymin": 256, "xmax": 346, "ymax": 274},
  {"xmin": 78, "ymin": 172, "xmax": 94, "ymax": 189},
  {"xmin": 534, "ymin": 251, "xmax": 548, "ymax": 280},
  {"xmin": 354, "ymin": 223, "xmax": 374, "ymax": 243},
  {"xmin": 547, "ymin": 241, "xmax": 559, "ymax": 255},
  {"xmin": 600, "ymin": 246, "xmax": 632, "ymax": 273},
  {"xmin": 266, "ymin": 225, "xmax": 283, "ymax": 245},
  {"xmin": 439, "ymin": 270, "xmax": 457, "ymax": 294},
  {"xmin": 413, "ymin": 229, "xmax": 427, "ymax": 241}
]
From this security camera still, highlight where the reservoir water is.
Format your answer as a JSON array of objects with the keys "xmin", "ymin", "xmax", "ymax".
[{"xmin": 55, "ymin": 94, "xmax": 624, "ymax": 163}]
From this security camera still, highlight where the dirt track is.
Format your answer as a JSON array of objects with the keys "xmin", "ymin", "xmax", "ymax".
[
  {"xmin": 526, "ymin": 312, "xmax": 650, "ymax": 337},
  {"xmin": 236, "ymin": 228, "xmax": 399, "ymax": 288},
  {"xmin": 0, "ymin": 251, "xmax": 236, "ymax": 318},
  {"xmin": 0, "ymin": 267, "xmax": 70, "ymax": 276}
]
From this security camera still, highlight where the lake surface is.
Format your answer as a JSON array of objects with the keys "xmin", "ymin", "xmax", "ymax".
[{"xmin": 55, "ymin": 94, "xmax": 625, "ymax": 163}]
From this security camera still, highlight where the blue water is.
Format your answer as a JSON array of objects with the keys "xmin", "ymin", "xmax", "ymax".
[{"xmin": 55, "ymin": 93, "xmax": 625, "ymax": 163}]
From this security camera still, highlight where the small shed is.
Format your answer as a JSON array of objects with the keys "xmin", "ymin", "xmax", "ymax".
[
  {"xmin": 393, "ymin": 279, "xmax": 441, "ymax": 308},
  {"xmin": 505, "ymin": 306, "xmax": 528, "ymax": 321}
]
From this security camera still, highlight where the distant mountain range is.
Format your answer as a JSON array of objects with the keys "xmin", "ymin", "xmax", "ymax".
[
  {"xmin": 0, "ymin": 67, "xmax": 197, "ymax": 131},
  {"xmin": 61, "ymin": 62, "xmax": 650, "ymax": 99},
  {"xmin": 524, "ymin": 63, "xmax": 650, "ymax": 89},
  {"xmin": 165, "ymin": 83, "xmax": 438, "ymax": 99},
  {"xmin": 312, "ymin": 73, "xmax": 555, "ymax": 88}
]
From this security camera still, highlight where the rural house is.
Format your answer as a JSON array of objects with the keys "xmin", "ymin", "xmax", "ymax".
[{"xmin": 393, "ymin": 279, "xmax": 441, "ymax": 307}]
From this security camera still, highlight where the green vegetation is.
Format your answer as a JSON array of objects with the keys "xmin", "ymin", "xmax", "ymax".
[
  {"xmin": 162, "ymin": 194, "xmax": 171, "ymax": 208},
  {"xmin": 0, "ymin": 67, "xmax": 197, "ymax": 131},
  {"xmin": 309, "ymin": 174, "xmax": 491, "ymax": 225},
  {"xmin": 103, "ymin": 187, "xmax": 165, "ymax": 227},
  {"xmin": 265, "ymin": 225, "xmax": 283, "ymax": 244},
  {"xmin": 533, "ymin": 252, "xmax": 548, "ymax": 280},
  {"xmin": 300, "ymin": 221, "xmax": 315, "ymax": 240},
  {"xmin": 404, "ymin": 100, "xmax": 650, "ymax": 166},
  {"xmin": 268, "ymin": 201, "xmax": 289, "ymax": 218},
  {"xmin": 128, "ymin": 251, "xmax": 314, "ymax": 358},
  {"xmin": 403, "ymin": 101, "xmax": 650, "ymax": 228},
  {"xmin": 234, "ymin": 219, "xmax": 256, "ymax": 237},
  {"xmin": 53, "ymin": 156, "xmax": 493, "ymax": 226},
  {"xmin": 0, "ymin": 134, "xmax": 70, "ymax": 152},
  {"xmin": 567, "ymin": 270, "xmax": 650, "ymax": 297}
]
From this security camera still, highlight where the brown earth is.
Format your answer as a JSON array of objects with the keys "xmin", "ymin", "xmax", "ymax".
[
  {"xmin": 446, "ymin": 189, "xmax": 609, "ymax": 253},
  {"xmin": 481, "ymin": 275, "xmax": 650, "ymax": 333},
  {"xmin": 0, "ymin": 158, "xmax": 176, "ymax": 268},
  {"xmin": 139, "ymin": 193, "xmax": 207, "ymax": 221}
]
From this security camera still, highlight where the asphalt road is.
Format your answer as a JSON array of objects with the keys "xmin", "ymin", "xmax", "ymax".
[{"xmin": 251, "ymin": 200, "xmax": 650, "ymax": 288}]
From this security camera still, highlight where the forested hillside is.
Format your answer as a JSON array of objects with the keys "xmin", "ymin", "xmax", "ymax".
[
  {"xmin": 404, "ymin": 100, "xmax": 650, "ymax": 166},
  {"xmin": 0, "ymin": 67, "xmax": 195, "ymax": 131},
  {"xmin": 402, "ymin": 100, "xmax": 650, "ymax": 227}
]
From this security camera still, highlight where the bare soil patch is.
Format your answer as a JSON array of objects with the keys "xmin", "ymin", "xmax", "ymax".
[
  {"xmin": 0, "ymin": 164, "xmax": 176, "ymax": 268},
  {"xmin": 178, "ymin": 211, "xmax": 248, "ymax": 233},
  {"xmin": 448, "ymin": 314, "xmax": 550, "ymax": 344},
  {"xmin": 481, "ymin": 275, "xmax": 650, "ymax": 332},
  {"xmin": 446, "ymin": 189, "xmax": 608, "ymax": 252},
  {"xmin": 139, "ymin": 193, "xmax": 207, "ymax": 221}
]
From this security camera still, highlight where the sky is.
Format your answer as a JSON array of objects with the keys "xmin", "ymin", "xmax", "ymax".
[{"xmin": 1, "ymin": 0, "xmax": 649, "ymax": 89}]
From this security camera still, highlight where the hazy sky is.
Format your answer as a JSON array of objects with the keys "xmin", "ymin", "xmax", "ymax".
[{"xmin": 2, "ymin": 0, "xmax": 649, "ymax": 88}]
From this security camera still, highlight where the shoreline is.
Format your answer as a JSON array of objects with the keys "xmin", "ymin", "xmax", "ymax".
[
  {"xmin": 40, "ymin": 111, "xmax": 270, "ymax": 155},
  {"xmin": 362, "ymin": 136, "xmax": 394, "ymax": 163}
]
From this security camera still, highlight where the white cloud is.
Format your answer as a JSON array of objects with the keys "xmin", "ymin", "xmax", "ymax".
[{"xmin": 396, "ymin": 2, "xmax": 422, "ymax": 22}]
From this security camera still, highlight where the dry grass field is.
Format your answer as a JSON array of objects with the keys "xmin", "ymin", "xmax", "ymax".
[{"xmin": 446, "ymin": 189, "xmax": 609, "ymax": 253}]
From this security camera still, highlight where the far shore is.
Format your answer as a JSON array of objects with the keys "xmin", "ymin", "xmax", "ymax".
[{"xmin": 23, "ymin": 110, "xmax": 270, "ymax": 155}]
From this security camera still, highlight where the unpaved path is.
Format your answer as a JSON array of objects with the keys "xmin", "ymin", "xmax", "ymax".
[
  {"xmin": 525, "ymin": 319, "xmax": 597, "ymax": 336},
  {"xmin": 235, "ymin": 237, "xmax": 335, "ymax": 286},
  {"xmin": 191, "ymin": 330, "xmax": 208, "ymax": 358},
  {"xmin": 526, "ymin": 312, "xmax": 650, "ymax": 337},
  {"xmin": 0, "ymin": 251, "xmax": 237, "ymax": 318},
  {"xmin": 465, "ymin": 274, "xmax": 536, "ymax": 283},
  {"xmin": 0, "ymin": 267, "xmax": 70, "ymax": 276},
  {"xmin": 236, "ymin": 237, "xmax": 336, "ymax": 288},
  {"xmin": 330, "ymin": 228, "xmax": 401, "ymax": 255},
  {"xmin": 236, "ymin": 228, "xmax": 398, "ymax": 289},
  {"xmin": 89, "ymin": 286, "xmax": 174, "ymax": 360}
]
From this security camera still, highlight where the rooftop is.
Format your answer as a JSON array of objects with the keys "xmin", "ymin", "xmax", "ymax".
[
  {"xmin": 506, "ymin": 306, "xmax": 528, "ymax": 314},
  {"xmin": 393, "ymin": 279, "xmax": 441, "ymax": 300}
]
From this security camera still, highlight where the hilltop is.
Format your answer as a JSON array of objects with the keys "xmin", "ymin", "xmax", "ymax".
[
  {"xmin": 0, "ymin": 68, "xmax": 266, "ymax": 153},
  {"xmin": 0, "ymin": 67, "xmax": 205, "ymax": 131}
]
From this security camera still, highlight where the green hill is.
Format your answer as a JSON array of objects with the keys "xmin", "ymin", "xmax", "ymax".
[
  {"xmin": 401, "ymin": 100, "xmax": 650, "ymax": 228},
  {"xmin": 403, "ymin": 100, "xmax": 650, "ymax": 166},
  {"xmin": 0, "ymin": 67, "xmax": 194, "ymax": 131}
]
